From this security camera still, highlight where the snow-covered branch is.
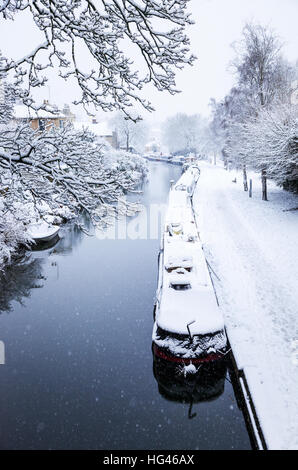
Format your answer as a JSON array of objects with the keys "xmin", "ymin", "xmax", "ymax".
[
  {"xmin": 0, "ymin": 0, "xmax": 195, "ymax": 116},
  {"xmin": 0, "ymin": 122, "xmax": 148, "ymax": 221}
]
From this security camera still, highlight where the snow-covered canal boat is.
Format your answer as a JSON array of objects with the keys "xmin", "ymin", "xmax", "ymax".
[
  {"xmin": 153, "ymin": 166, "xmax": 227, "ymax": 361},
  {"xmin": 27, "ymin": 222, "xmax": 60, "ymax": 243}
]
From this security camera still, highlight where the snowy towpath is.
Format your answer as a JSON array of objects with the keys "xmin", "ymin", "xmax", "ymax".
[{"xmin": 193, "ymin": 162, "xmax": 298, "ymax": 450}]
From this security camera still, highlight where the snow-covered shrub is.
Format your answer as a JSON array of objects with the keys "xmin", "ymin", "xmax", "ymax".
[
  {"xmin": 0, "ymin": 207, "xmax": 32, "ymax": 269},
  {"xmin": 228, "ymin": 104, "xmax": 298, "ymax": 192},
  {"xmin": 112, "ymin": 151, "xmax": 148, "ymax": 181},
  {"xmin": 250, "ymin": 105, "xmax": 298, "ymax": 192},
  {"xmin": 103, "ymin": 147, "xmax": 148, "ymax": 185}
]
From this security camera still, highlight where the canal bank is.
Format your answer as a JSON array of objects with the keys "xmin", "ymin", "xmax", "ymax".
[
  {"xmin": 192, "ymin": 162, "xmax": 298, "ymax": 450},
  {"xmin": 0, "ymin": 162, "xmax": 251, "ymax": 450}
]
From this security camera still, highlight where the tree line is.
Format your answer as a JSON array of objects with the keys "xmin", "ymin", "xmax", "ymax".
[{"xmin": 210, "ymin": 22, "xmax": 298, "ymax": 197}]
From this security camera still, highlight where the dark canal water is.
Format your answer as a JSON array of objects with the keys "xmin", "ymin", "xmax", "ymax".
[{"xmin": 0, "ymin": 162, "xmax": 251, "ymax": 450}]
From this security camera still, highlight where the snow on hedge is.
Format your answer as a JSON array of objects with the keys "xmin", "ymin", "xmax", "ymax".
[{"xmin": 0, "ymin": 202, "xmax": 32, "ymax": 268}]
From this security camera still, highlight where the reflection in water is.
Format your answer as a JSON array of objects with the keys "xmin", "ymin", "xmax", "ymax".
[
  {"xmin": 51, "ymin": 223, "xmax": 85, "ymax": 255},
  {"xmin": 0, "ymin": 163, "xmax": 251, "ymax": 450},
  {"xmin": 0, "ymin": 223, "xmax": 85, "ymax": 314},
  {"xmin": 31, "ymin": 235, "xmax": 60, "ymax": 252},
  {"xmin": 152, "ymin": 345, "xmax": 227, "ymax": 419},
  {"xmin": 0, "ymin": 256, "xmax": 46, "ymax": 313}
]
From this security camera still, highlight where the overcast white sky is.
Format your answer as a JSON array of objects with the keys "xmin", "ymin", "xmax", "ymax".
[
  {"xmin": 152, "ymin": 0, "xmax": 298, "ymax": 119},
  {"xmin": 0, "ymin": 0, "xmax": 297, "ymax": 121}
]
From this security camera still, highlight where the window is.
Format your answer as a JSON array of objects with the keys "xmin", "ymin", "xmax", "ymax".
[
  {"xmin": 39, "ymin": 119, "xmax": 45, "ymax": 131},
  {"xmin": 170, "ymin": 283, "xmax": 191, "ymax": 291}
]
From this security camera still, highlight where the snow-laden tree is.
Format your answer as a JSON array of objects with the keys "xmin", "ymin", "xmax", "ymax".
[
  {"xmin": 231, "ymin": 22, "xmax": 292, "ymax": 108},
  {"xmin": 0, "ymin": 120, "xmax": 147, "ymax": 222},
  {"xmin": 0, "ymin": 0, "xmax": 195, "ymax": 117},
  {"xmin": 231, "ymin": 104, "xmax": 298, "ymax": 192},
  {"xmin": 0, "ymin": 119, "xmax": 148, "ymax": 264},
  {"xmin": 209, "ymin": 22, "xmax": 297, "ymax": 196},
  {"xmin": 0, "ymin": 77, "xmax": 149, "ymax": 266},
  {"xmin": 162, "ymin": 113, "xmax": 207, "ymax": 156},
  {"xmin": 111, "ymin": 111, "xmax": 149, "ymax": 152},
  {"xmin": 0, "ymin": 1, "xmax": 195, "ymax": 266},
  {"xmin": 0, "ymin": 55, "xmax": 16, "ymax": 125}
]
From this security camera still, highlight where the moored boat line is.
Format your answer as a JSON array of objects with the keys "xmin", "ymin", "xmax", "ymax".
[
  {"xmin": 152, "ymin": 165, "xmax": 227, "ymax": 361},
  {"xmin": 143, "ymin": 154, "xmax": 184, "ymax": 165}
]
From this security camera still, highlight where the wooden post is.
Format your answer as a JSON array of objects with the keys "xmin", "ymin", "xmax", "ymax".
[
  {"xmin": 243, "ymin": 165, "xmax": 248, "ymax": 191},
  {"xmin": 249, "ymin": 179, "xmax": 252, "ymax": 198},
  {"xmin": 261, "ymin": 169, "xmax": 268, "ymax": 201}
]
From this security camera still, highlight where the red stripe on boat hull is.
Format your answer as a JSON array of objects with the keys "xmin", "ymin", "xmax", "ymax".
[{"xmin": 153, "ymin": 343, "xmax": 224, "ymax": 364}]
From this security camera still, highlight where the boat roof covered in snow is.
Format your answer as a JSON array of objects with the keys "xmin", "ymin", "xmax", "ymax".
[
  {"xmin": 27, "ymin": 222, "xmax": 60, "ymax": 242},
  {"xmin": 173, "ymin": 167, "xmax": 200, "ymax": 195},
  {"xmin": 158, "ymin": 239, "xmax": 224, "ymax": 336},
  {"xmin": 154, "ymin": 165, "xmax": 225, "ymax": 339}
]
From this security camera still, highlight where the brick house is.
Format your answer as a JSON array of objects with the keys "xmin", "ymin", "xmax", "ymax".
[{"xmin": 13, "ymin": 100, "xmax": 75, "ymax": 131}]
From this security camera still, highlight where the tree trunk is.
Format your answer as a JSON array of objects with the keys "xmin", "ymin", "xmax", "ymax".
[
  {"xmin": 249, "ymin": 179, "xmax": 252, "ymax": 198},
  {"xmin": 213, "ymin": 152, "xmax": 217, "ymax": 166},
  {"xmin": 261, "ymin": 169, "xmax": 268, "ymax": 201},
  {"xmin": 243, "ymin": 164, "xmax": 248, "ymax": 191}
]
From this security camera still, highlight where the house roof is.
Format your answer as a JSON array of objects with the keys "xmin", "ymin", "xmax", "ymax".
[
  {"xmin": 73, "ymin": 121, "xmax": 113, "ymax": 137},
  {"xmin": 13, "ymin": 104, "xmax": 67, "ymax": 120}
]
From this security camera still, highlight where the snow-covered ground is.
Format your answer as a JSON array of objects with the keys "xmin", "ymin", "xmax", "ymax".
[{"xmin": 193, "ymin": 161, "xmax": 298, "ymax": 450}]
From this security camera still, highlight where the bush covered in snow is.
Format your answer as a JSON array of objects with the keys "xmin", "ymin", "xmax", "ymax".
[
  {"xmin": 0, "ymin": 206, "xmax": 32, "ymax": 268},
  {"xmin": 239, "ymin": 105, "xmax": 298, "ymax": 192},
  {"xmin": 225, "ymin": 104, "xmax": 298, "ymax": 191},
  {"xmin": 108, "ymin": 151, "xmax": 148, "ymax": 182}
]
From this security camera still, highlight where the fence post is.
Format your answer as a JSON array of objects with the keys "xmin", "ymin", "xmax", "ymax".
[
  {"xmin": 261, "ymin": 169, "xmax": 268, "ymax": 201},
  {"xmin": 243, "ymin": 165, "xmax": 248, "ymax": 191}
]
